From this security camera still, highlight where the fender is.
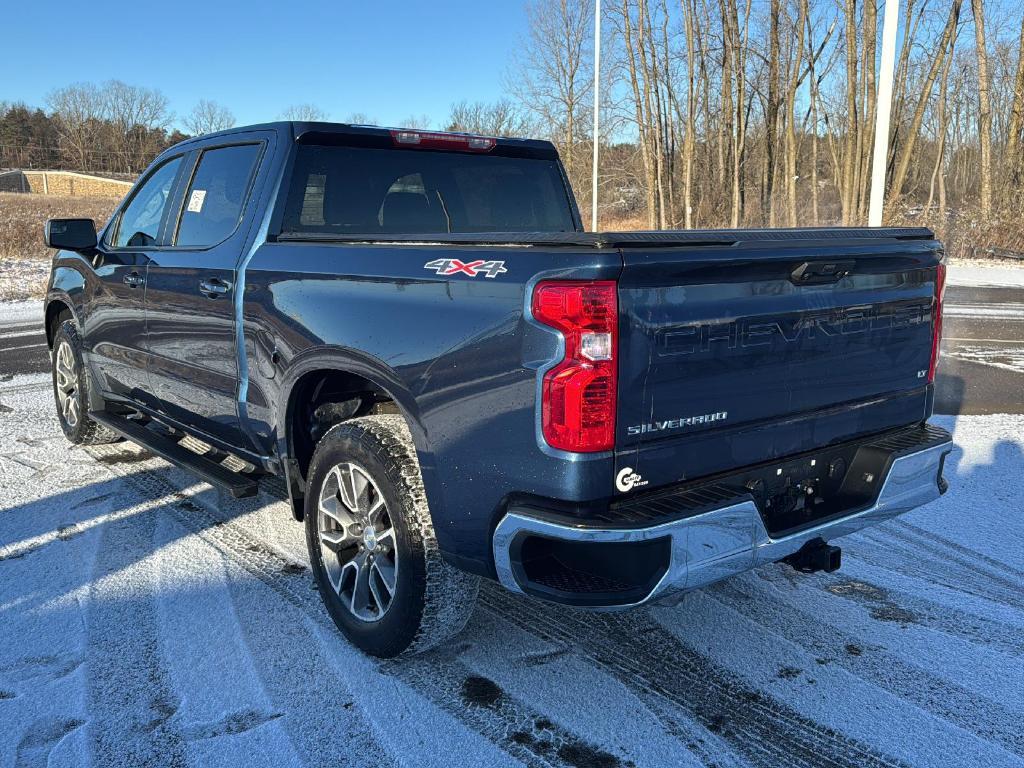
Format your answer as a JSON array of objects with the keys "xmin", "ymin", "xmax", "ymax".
[
  {"xmin": 274, "ymin": 346, "xmax": 435, "ymax": 521},
  {"xmin": 45, "ymin": 259, "xmax": 90, "ymax": 343}
]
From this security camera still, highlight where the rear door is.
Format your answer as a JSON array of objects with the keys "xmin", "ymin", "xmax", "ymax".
[
  {"xmin": 144, "ymin": 136, "xmax": 268, "ymax": 451},
  {"xmin": 615, "ymin": 232, "xmax": 942, "ymax": 493},
  {"xmin": 84, "ymin": 153, "xmax": 186, "ymax": 409}
]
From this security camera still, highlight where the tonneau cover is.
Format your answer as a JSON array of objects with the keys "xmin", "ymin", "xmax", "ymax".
[{"xmin": 275, "ymin": 227, "xmax": 935, "ymax": 249}]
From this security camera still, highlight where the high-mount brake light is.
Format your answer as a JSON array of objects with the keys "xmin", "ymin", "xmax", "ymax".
[
  {"xmin": 928, "ymin": 261, "xmax": 947, "ymax": 383},
  {"xmin": 532, "ymin": 281, "xmax": 618, "ymax": 453},
  {"xmin": 388, "ymin": 129, "xmax": 496, "ymax": 152}
]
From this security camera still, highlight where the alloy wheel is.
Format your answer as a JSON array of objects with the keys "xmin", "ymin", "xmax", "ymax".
[
  {"xmin": 54, "ymin": 340, "xmax": 80, "ymax": 428},
  {"xmin": 317, "ymin": 462, "xmax": 399, "ymax": 622}
]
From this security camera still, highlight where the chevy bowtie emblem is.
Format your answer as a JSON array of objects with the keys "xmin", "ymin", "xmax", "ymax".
[{"xmin": 424, "ymin": 258, "xmax": 508, "ymax": 278}]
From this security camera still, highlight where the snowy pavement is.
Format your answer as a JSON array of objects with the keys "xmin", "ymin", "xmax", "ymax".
[
  {"xmin": 947, "ymin": 261, "xmax": 1024, "ymax": 289},
  {"xmin": 2, "ymin": 372, "xmax": 1023, "ymax": 767}
]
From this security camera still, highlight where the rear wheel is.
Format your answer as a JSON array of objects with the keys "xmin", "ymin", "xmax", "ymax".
[
  {"xmin": 51, "ymin": 319, "xmax": 119, "ymax": 445},
  {"xmin": 304, "ymin": 415, "xmax": 480, "ymax": 657}
]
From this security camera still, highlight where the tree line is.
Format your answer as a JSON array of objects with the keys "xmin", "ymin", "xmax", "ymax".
[
  {"xmin": 447, "ymin": 0, "xmax": 1024, "ymax": 240},
  {"xmin": 3, "ymin": 0, "xmax": 1022, "ymax": 244},
  {"xmin": 0, "ymin": 82, "xmax": 335, "ymax": 175}
]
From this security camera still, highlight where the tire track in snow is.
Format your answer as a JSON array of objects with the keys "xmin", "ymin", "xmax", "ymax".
[
  {"xmin": 0, "ymin": 381, "xmax": 50, "ymax": 396},
  {"xmin": 480, "ymin": 585, "xmax": 909, "ymax": 768},
  {"xmin": 221, "ymin": 563, "xmax": 396, "ymax": 768},
  {"xmin": 708, "ymin": 578, "xmax": 1024, "ymax": 758},
  {"xmin": 758, "ymin": 568, "xmax": 1024, "ymax": 658},
  {"xmin": 94, "ymin": 445, "xmax": 921, "ymax": 768},
  {"xmin": 86, "ymin": 504, "xmax": 188, "ymax": 768},
  {"xmin": 124, "ymin": 474, "xmax": 394, "ymax": 768},
  {"xmin": 890, "ymin": 521, "xmax": 1024, "ymax": 582},
  {"xmin": 93, "ymin": 452, "xmax": 563, "ymax": 767},
  {"xmin": 151, "ymin": 511, "xmax": 360, "ymax": 767},
  {"xmin": 852, "ymin": 529, "xmax": 1024, "ymax": 612},
  {"xmin": 390, "ymin": 655, "xmax": 631, "ymax": 768},
  {"xmin": 13, "ymin": 717, "xmax": 84, "ymax": 768}
]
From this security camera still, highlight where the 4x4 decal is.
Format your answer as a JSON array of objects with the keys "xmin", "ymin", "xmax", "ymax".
[{"xmin": 424, "ymin": 258, "xmax": 508, "ymax": 278}]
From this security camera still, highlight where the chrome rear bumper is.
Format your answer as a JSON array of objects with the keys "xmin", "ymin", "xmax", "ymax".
[{"xmin": 492, "ymin": 436, "xmax": 952, "ymax": 608}]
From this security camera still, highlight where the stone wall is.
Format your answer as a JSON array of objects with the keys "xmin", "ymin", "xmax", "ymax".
[{"xmin": 0, "ymin": 170, "xmax": 131, "ymax": 198}]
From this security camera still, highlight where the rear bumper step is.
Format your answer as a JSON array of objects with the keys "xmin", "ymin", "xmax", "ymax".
[
  {"xmin": 492, "ymin": 425, "xmax": 952, "ymax": 608},
  {"xmin": 89, "ymin": 411, "xmax": 259, "ymax": 498}
]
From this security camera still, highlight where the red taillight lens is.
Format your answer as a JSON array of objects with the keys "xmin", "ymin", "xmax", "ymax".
[
  {"xmin": 928, "ymin": 262, "xmax": 946, "ymax": 382},
  {"xmin": 532, "ymin": 281, "xmax": 618, "ymax": 452}
]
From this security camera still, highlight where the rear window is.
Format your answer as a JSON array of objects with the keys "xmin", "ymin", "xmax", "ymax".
[{"xmin": 280, "ymin": 145, "xmax": 576, "ymax": 236}]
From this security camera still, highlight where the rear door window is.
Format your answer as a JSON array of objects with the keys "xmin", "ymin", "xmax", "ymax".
[{"xmin": 176, "ymin": 144, "xmax": 262, "ymax": 247}]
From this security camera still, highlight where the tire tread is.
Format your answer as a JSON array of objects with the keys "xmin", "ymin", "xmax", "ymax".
[{"xmin": 311, "ymin": 415, "xmax": 480, "ymax": 656}]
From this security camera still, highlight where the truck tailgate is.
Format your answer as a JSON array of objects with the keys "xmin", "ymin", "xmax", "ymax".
[{"xmin": 615, "ymin": 233, "xmax": 942, "ymax": 494}]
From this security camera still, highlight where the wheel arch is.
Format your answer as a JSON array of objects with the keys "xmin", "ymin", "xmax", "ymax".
[
  {"xmin": 44, "ymin": 295, "xmax": 76, "ymax": 349},
  {"xmin": 276, "ymin": 348, "xmax": 432, "ymax": 522}
]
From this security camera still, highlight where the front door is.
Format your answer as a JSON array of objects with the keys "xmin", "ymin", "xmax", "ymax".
[
  {"xmin": 144, "ymin": 139, "xmax": 267, "ymax": 451},
  {"xmin": 82, "ymin": 154, "xmax": 185, "ymax": 410}
]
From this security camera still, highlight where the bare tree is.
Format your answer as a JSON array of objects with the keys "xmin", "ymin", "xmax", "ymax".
[
  {"xmin": 510, "ymin": 0, "xmax": 594, "ymax": 203},
  {"xmin": 1006, "ymin": 16, "xmax": 1024, "ymax": 186},
  {"xmin": 46, "ymin": 82, "xmax": 106, "ymax": 171},
  {"xmin": 784, "ymin": 0, "xmax": 809, "ymax": 226},
  {"xmin": 279, "ymin": 104, "xmax": 329, "ymax": 121},
  {"xmin": 926, "ymin": 19, "xmax": 959, "ymax": 237},
  {"xmin": 680, "ymin": 0, "xmax": 700, "ymax": 228},
  {"xmin": 445, "ymin": 100, "xmax": 534, "ymax": 136},
  {"xmin": 344, "ymin": 112, "xmax": 377, "ymax": 125},
  {"xmin": 722, "ymin": 0, "xmax": 753, "ymax": 227},
  {"xmin": 184, "ymin": 99, "xmax": 235, "ymax": 135},
  {"xmin": 887, "ymin": 0, "xmax": 963, "ymax": 209},
  {"xmin": 103, "ymin": 80, "xmax": 172, "ymax": 173},
  {"xmin": 395, "ymin": 114, "xmax": 434, "ymax": 129},
  {"xmin": 972, "ymin": 0, "xmax": 993, "ymax": 216}
]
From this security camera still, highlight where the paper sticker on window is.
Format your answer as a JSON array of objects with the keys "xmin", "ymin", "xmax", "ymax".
[{"xmin": 187, "ymin": 189, "xmax": 207, "ymax": 213}]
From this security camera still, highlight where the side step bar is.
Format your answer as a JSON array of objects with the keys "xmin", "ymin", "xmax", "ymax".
[{"xmin": 90, "ymin": 411, "xmax": 259, "ymax": 498}]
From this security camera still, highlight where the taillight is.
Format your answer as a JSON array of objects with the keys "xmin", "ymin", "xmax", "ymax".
[
  {"xmin": 389, "ymin": 129, "xmax": 496, "ymax": 152},
  {"xmin": 532, "ymin": 281, "xmax": 618, "ymax": 452},
  {"xmin": 928, "ymin": 262, "xmax": 946, "ymax": 382}
]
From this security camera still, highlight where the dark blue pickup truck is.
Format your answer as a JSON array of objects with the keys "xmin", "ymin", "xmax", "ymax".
[{"xmin": 43, "ymin": 121, "xmax": 952, "ymax": 656}]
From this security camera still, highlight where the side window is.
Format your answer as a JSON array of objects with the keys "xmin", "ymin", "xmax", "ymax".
[
  {"xmin": 112, "ymin": 156, "xmax": 183, "ymax": 247},
  {"xmin": 176, "ymin": 144, "xmax": 261, "ymax": 247}
]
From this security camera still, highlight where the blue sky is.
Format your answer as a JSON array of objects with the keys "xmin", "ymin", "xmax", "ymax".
[{"xmin": 4, "ymin": 1, "xmax": 528, "ymax": 130}]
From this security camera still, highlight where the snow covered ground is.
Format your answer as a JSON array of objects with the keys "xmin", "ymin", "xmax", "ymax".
[
  {"xmin": 947, "ymin": 260, "xmax": 1024, "ymax": 288},
  {"xmin": 2, "ymin": 373, "xmax": 1023, "ymax": 767}
]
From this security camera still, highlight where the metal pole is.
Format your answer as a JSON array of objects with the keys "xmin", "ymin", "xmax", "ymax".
[
  {"xmin": 591, "ymin": 0, "xmax": 601, "ymax": 231},
  {"xmin": 868, "ymin": 0, "xmax": 900, "ymax": 226}
]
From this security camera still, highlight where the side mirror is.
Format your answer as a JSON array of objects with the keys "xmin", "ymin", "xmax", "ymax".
[{"xmin": 44, "ymin": 218, "xmax": 98, "ymax": 252}]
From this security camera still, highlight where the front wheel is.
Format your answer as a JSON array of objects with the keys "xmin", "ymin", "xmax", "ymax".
[
  {"xmin": 51, "ymin": 319, "xmax": 120, "ymax": 445},
  {"xmin": 304, "ymin": 415, "xmax": 480, "ymax": 657}
]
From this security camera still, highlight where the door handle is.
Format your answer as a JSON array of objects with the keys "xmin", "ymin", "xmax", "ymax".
[
  {"xmin": 790, "ymin": 260, "xmax": 855, "ymax": 285},
  {"xmin": 123, "ymin": 271, "xmax": 145, "ymax": 288},
  {"xmin": 199, "ymin": 278, "xmax": 232, "ymax": 298}
]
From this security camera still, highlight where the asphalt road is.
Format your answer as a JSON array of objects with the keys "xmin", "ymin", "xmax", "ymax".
[
  {"xmin": 936, "ymin": 285, "xmax": 1024, "ymax": 414},
  {"xmin": 0, "ymin": 312, "xmax": 48, "ymax": 380},
  {"xmin": 2, "ymin": 284, "xmax": 1021, "ymax": 413}
]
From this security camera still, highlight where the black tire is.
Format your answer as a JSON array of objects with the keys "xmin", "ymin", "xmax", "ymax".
[
  {"xmin": 304, "ymin": 415, "xmax": 480, "ymax": 658},
  {"xmin": 51, "ymin": 318, "xmax": 120, "ymax": 445}
]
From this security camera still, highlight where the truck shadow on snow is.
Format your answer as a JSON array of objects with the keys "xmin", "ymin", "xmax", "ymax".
[{"xmin": 2, "ymin": 437, "xmax": 1023, "ymax": 768}]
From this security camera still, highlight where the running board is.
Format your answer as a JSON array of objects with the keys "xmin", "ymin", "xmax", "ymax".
[{"xmin": 90, "ymin": 411, "xmax": 259, "ymax": 498}]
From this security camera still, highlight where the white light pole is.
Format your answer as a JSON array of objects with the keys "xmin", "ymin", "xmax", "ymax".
[
  {"xmin": 591, "ymin": 0, "xmax": 602, "ymax": 232},
  {"xmin": 868, "ymin": 0, "xmax": 900, "ymax": 226}
]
